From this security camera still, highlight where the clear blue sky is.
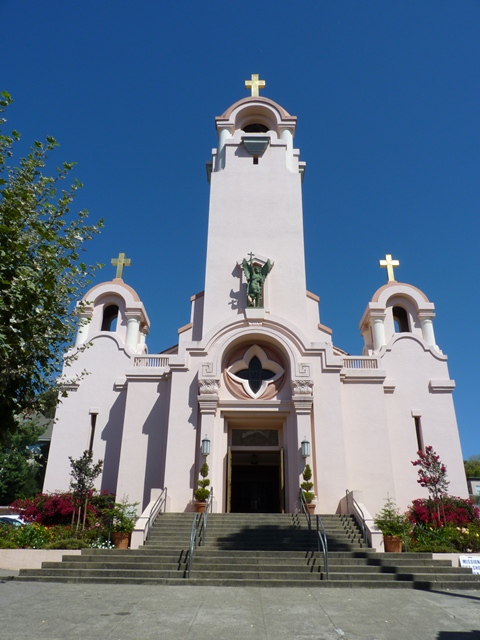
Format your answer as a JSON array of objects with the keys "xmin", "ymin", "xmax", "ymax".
[{"xmin": 3, "ymin": 1, "xmax": 479, "ymax": 458}]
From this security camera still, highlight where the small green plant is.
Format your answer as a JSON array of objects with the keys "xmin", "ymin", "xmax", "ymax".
[
  {"xmin": 374, "ymin": 497, "xmax": 408, "ymax": 537},
  {"xmin": 90, "ymin": 537, "xmax": 115, "ymax": 549},
  {"xmin": 300, "ymin": 464, "xmax": 315, "ymax": 504},
  {"xmin": 105, "ymin": 497, "xmax": 138, "ymax": 534},
  {"xmin": 48, "ymin": 538, "xmax": 89, "ymax": 550},
  {"xmin": 194, "ymin": 462, "xmax": 210, "ymax": 502}
]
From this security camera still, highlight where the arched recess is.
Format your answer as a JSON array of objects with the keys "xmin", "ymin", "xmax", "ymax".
[
  {"xmin": 101, "ymin": 304, "xmax": 119, "ymax": 332},
  {"xmin": 243, "ymin": 123, "xmax": 269, "ymax": 133},
  {"xmin": 392, "ymin": 306, "xmax": 410, "ymax": 333}
]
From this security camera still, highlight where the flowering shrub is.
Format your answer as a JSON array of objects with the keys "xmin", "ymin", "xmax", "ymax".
[
  {"xmin": 407, "ymin": 496, "xmax": 480, "ymax": 552},
  {"xmin": 409, "ymin": 522, "xmax": 480, "ymax": 553},
  {"xmin": 412, "ymin": 446, "xmax": 449, "ymax": 501},
  {"xmin": 4, "ymin": 490, "xmax": 128, "ymax": 549},
  {"xmin": 11, "ymin": 490, "xmax": 115, "ymax": 527},
  {"xmin": 408, "ymin": 496, "xmax": 479, "ymax": 528},
  {"xmin": 0, "ymin": 523, "xmax": 53, "ymax": 549},
  {"xmin": 90, "ymin": 537, "xmax": 115, "ymax": 549},
  {"xmin": 11, "ymin": 493, "xmax": 76, "ymax": 525}
]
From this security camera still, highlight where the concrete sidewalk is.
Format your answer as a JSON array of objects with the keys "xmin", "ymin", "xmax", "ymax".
[{"xmin": 0, "ymin": 573, "xmax": 479, "ymax": 640}]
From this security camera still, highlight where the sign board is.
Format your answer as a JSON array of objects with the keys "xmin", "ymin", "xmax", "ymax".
[{"xmin": 459, "ymin": 555, "xmax": 480, "ymax": 575}]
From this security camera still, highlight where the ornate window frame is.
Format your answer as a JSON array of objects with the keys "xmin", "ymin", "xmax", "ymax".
[{"xmin": 226, "ymin": 344, "xmax": 284, "ymax": 399}]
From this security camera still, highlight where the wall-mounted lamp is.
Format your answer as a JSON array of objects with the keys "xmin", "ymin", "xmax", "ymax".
[
  {"xmin": 301, "ymin": 437, "xmax": 310, "ymax": 459},
  {"xmin": 201, "ymin": 435, "xmax": 211, "ymax": 456}
]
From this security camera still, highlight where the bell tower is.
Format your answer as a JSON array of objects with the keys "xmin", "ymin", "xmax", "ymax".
[{"xmin": 201, "ymin": 76, "xmax": 310, "ymax": 337}]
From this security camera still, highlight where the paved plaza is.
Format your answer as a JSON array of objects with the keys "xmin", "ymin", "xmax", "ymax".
[{"xmin": 0, "ymin": 570, "xmax": 479, "ymax": 640}]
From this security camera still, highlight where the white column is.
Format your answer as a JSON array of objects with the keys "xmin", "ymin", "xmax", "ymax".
[
  {"xmin": 371, "ymin": 314, "xmax": 387, "ymax": 351},
  {"xmin": 139, "ymin": 326, "xmax": 148, "ymax": 353},
  {"xmin": 291, "ymin": 380, "xmax": 314, "ymax": 510},
  {"xmin": 74, "ymin": 307, "xmax": 93, "ymax": 347},
  {"xmin": 198, "ymin": 379, "xmax": 220, "ymax": 512},
  {"xmin": 125, "ymin": 313, "xmax": 141, "ymax": 350},
  {"xmin": 280, "ymin": 127, "xmax": 294, "ymax": 171},
  {"xmin": 419, "ymin": 313, "xmax": 436, "ymax": 347},
  {"xmin": 217, "ymin": 127, "xmax": 232, "ymax": 170}
]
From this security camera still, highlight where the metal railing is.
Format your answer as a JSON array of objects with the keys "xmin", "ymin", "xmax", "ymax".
[
  {"xmin": 186, "ymin": 489, "xmax": 213, "ymax": 578},
  {"xmin": 345, "ymin": 489, "xmax": 368, "ymax": 546},
  {"xmin": 299, "ymin": 490, "xmax": 329, "ymax": 579}
]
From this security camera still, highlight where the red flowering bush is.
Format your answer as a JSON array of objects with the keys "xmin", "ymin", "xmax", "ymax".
[
  {"xmin": 408, "ymin": 496, "xmax": 479, "ymax": 528},
  {"xmin": 11, "ymin": 490, "xmax": 115, "ymax": 526},
  {"xmin": 11, "ymin": 493, "xmax": 76, "ymax": 525}
]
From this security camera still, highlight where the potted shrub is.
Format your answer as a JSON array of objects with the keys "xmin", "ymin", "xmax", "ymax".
[
  {"xmin": 106, "ymin": 498, "xmax": 138, "ymax": 548},
  {"xmin": 374, "ymin": 497, "xmax": 407, "ymax": 552},
  {"xmin": 194, "ymin": 462, "xmax": 210, "ymax": 513},
  {"xmin": 301, "ymin": 464, "xmax": 316, "ymax": 514}
]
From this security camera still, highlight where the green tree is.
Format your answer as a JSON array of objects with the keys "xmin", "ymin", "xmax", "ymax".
[
  {"xmin": 0, "ymin": 92, "xmax": 102, "ymax": 438},
  {"xmin": 69, "ymin": 450, "xmax": 103, "ymax": 504},
  {"xmin": 464, "ymin": 455, "xmax": 480, "ymax": 478},
  {"xmin": 69, "ymin": 450, "xmax": 103, "ymax": 530},
  {"xmin": 0, "ymin": 417, "xmax": 46, "ymax": 504}
]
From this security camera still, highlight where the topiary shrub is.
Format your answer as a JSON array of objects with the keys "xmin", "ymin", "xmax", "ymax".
[
  {"xmin": 300, "ymin": 464, "xmax": 315, "ymax": 503},
  {"xmin": 194, "ymin": 463, "xmax": 210, "ymax": 502}
]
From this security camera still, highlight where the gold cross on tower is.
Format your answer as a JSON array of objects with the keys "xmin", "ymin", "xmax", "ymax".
[
  {"xmin": 111, "ymin": 252, "xmax": 131, "ymax": 279},
  {"xmin": 245, "ymin": 74, "xmax": 265, "ymax": 97},
  {"xmin": 379, "ymin": 254, "xmax": 400, "ymax": 282}
]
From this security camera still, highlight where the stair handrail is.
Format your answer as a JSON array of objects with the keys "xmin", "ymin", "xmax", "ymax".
[
  {"xmin": 186, "ymin": 488, "xmax": 214, "ymax": 578},
  {"xmin": 315, "ymin": 514, "xmax": 329, "ymax": 580},
  {"xmin": 186, "ymin": 513, "xmax": 199, "ymax": 578},
  {"xmin": 199, "ymin": 487, "xmax": 214, "ymax": 547},
  {"xmin": 299, "ymin": 488, "xmax": 312, "ymax": 530},
  {"xmin": 300, "ymin": 489, "xmax": 329, "ymax": 580},
  {"xmin": 131, "ymin": 487, "xmax": 167, "ymax": 548},
  {"xmin": 345, "ymin": 489, "xmax": 367, "ymax": 546}
]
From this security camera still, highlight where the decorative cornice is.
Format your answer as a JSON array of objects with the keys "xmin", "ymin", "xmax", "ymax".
[
  {"xmin": 198, "ymin": 379, "xmax": 221, "ymax": 395},
  {"xmin": 198, "ymin": 378, "xmax": 220, "ymax": 415},
  {"xmin": 291, "ymin": 379, "xmax": 314, "ymax": 396},
  {"xmin": 292, "ymin": 397, "xmax": 313, "ymax": 415},
  {"xmin": 291, "ymin": 379, "xmax": 314, "ymax": 415},
  {"xmin": 429, "ymin": 379, "xmax": 455, "ymax": 393}
]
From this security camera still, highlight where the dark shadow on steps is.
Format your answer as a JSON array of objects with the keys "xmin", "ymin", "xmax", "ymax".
[
  {"xmin": 211, "ymin": 523, "xmax": 356, "ymax": 552},
  {"xmin": 437, "ymin": 633, "xmax": 480, "ymax": 639}
]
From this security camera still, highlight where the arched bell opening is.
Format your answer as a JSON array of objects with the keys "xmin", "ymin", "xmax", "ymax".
[
  {"xmin": 243, "ymin": 123, "xmax": 269, "ymax": 133},
  {"xmin": 392, "ymin": 305, "xmax": 410, "ymax": 333},
  {"xmin": 101, "ymin": 304, "xmax": 119, "ymax": 332}
]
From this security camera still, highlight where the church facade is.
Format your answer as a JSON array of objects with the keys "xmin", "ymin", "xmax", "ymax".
[{"xmin": 43, "ymin": 78, "xmax": 468, "ymax": 520}]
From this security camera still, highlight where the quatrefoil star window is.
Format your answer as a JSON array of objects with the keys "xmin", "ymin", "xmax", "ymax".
[{"xmin": 227, "ymin": 345, "xmax": 284, "ymax": 399}]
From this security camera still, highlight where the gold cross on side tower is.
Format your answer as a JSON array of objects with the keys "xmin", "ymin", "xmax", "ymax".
[
  {"xmin": 111, "ymin": 252, "xmax": 131, "ymax": 279},
  {"xmin": 379, "ymin": 254, "xmax": 400, "ymax": 282},
  {"xmin": 245, "ymin": 74, "xmax": 265, "ymax": 97}
]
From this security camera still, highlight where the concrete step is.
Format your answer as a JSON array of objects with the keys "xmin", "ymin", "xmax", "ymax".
[
  {"xmin": 14, "ymin": 512, "xmax": 480, "ymax": 590},
  {"xmin": 15, "ymin": 574, "xmax": 480, "ymax": 589}
]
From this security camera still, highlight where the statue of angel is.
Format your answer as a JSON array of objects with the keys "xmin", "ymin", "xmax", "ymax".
[{"xmin": 242, "ymin": 255, "xmax": 272, "ymax": 308}]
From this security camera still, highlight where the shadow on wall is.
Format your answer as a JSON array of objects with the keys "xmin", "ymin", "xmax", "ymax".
[
  {"xmin": 100, "ymin": 391, "xmax": 127, "ymax": 495},
  {"xmin": 142, "ymin": 379, "xmax": 171, "ymax": 509}
]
